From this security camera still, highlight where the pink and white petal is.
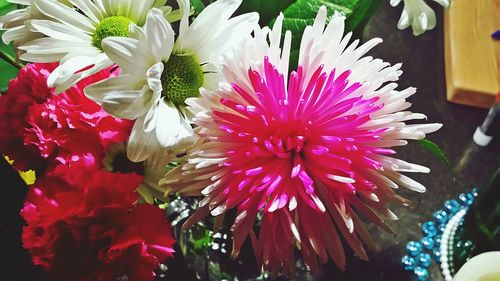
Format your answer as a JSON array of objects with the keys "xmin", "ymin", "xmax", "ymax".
[
  {"xmin": 201, "ymin": 72, "xmax": 224, "ymax": 92},
  {"xmin": 383, "ymin": 170, "xmax": 426, "ymax": 193},
  {"xmin": 185, "ymin": 0, "xmax": 241, "ymax": 34},
  {"xmin": 405, "ymin": 123, "xmax": 443, "ymax": 134},
  {"xmin": 195, "ymin": 12, "xmax": 259, "ymax": 64},
  {"xmin": 177, "ymin": 0, "xmax": 256, "ymax": 57}
]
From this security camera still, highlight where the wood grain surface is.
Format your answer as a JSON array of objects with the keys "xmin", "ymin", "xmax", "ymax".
[{"xmin": 444, "ymin": 0, "xmax": 500, "ymax": 108}]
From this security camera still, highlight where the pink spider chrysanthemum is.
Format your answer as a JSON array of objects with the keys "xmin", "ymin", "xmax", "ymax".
[{"xmin": 161, "ymin": 7, "xmax": 442, "ymax": 276}]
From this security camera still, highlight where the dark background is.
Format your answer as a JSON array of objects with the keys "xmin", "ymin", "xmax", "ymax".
[{"xmin": 1, "ymin": 1, "xmax": 499, "ymax": 281}]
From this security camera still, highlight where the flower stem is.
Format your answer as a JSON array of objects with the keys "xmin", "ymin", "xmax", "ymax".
[{"xmin": 0, "ymin": 49, "xmax": 23, "ymax": 70}]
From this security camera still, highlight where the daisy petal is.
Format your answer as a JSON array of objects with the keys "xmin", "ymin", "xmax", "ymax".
[
  {"xmin": 30, "ymin": 19, "xmax": 92, "ymax": 42},
  {"xmin": 49, "ymin": 53, "xmax": 113, "ymax": 93},
  {"xmin": 85, "ymin": 74, "xmax": 144, "ymax": 104},
  {"xmin": 155, "ymin": 101, "xmax": 182, "ymax": 147},
  {"xmin": 70, "ymin": 0, "xmax": 105, "ymax": 23},
  {"xmin": 33, "ymin": 0, "xmax": 95, "ymax": 33},
  {"xmin": 101, "ymin": 37, "xmax": 148, "ymax": 76},
  {"xmin": 127, "ymin": 115, "xmax": 160, "ymax": 163},
  {"xmin": 102, "ymin": 84, "xmax": 154, "ymax": 120},
  {"xmin": 143, "ymin": 8, "xmax": 175, "ymax": 61}
]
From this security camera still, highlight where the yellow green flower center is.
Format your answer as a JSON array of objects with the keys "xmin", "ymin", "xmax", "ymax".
[
  {"xmin": 161, "ymin": 54, "xmax": 204, "ymax": 106},
  {"xmin": 93, "ymin": 16, "xmax": 133, "ymax": 49}
]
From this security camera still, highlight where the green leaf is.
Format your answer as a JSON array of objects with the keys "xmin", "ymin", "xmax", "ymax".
[
  {"xmin": 0, "ymin": 0, "xmax": 13, "ymax": 9},
  {"xmin": 191, "ymin": 229, "xmax": 212, "ymax": 251},
  {"xmin": 0, "ymin": 1, "xmax": 20, "ymax": 92},
  {"xmin": 344, "ymin": 0, "xmax": 383, "ymax": 36},
  {"xmin": 190, "ymin": 0, "xmax": 205, "ymax": 16},
  {"xmin": 281, "ymin": 1, "xmax": 352, "ymax": 47},
  {"xmin": 238, "ymin": 0, "xmax": 295, "ymax": 27},
  {"xmin": 417, "ymin": 139, "xmax": 452, "ymax": 168}
]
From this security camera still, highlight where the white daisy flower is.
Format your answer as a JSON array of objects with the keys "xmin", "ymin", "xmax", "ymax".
[
  {"xmin": 0, "ymin": 0, "xmax": 68, "ymax": 46},
  {"xmin": 11, "ymin": 0, "xmax": 172, "ymax": 93},
  {"xmin": 390, "ymin": 0, "xmax": 450, "ymax": 35},
  {"xmin": 85, "ymin": 0, "xmax": 259, "ymax": 170}
]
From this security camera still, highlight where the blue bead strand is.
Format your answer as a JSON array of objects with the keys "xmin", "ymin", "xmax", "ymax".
[{"xmin": 401, "ymin": 189, "xmax": 476, "ymax": 280}]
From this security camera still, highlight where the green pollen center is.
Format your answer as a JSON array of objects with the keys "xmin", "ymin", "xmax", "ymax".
[
  {"xmin": 93, "ymin": 16, "xmax": 133, "ymax": 49},
  {"xmin": 161, "ymin": 54, "xmax": 204, "ymax": 105}
]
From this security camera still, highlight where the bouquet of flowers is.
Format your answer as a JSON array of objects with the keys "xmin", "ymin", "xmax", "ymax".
[{"xmin": 0, "ymin": 0, "xmax": 447, "ymax": 280}]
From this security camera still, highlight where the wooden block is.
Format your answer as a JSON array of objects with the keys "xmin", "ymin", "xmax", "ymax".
[{"xmin": 444, "ymin": 0, "xmax": 500, "ymax": 108}]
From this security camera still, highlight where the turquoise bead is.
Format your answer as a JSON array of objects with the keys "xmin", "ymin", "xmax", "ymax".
[
  {"xmin": 401, "ymin": 255, "xmax": 416, "ymax": 270},
  {"xmin": 466, "ymin": 192, "xmax": 475, "ymax": 203},
  {"xmin": 471, "ymin": 188, "xmax": 478, "ymax": 197},
  {"xmin": 413, "ymin": 266, "xmax": 429, "ymax": 280},
  {"xmin": 417, "ymin": 253, "xmax": 432, "ymax": 268},
  {"xmin": 406, "ymin": 241, "xmax": 423, "ymax": 257},
  {"xmin": 444, "ymin": 200, "xmax": 461, "ymax": 214},
  {"xmin": 422, "ymin": 221, "xmax": 438, "ymax": 237},
  {"xmin": 432, "ymin": 210, "xmax": 448, "ymax": 224},
  {"xmin": 435, "ymin": 235, "xmax": 441, "ymax": 245},
  {"xmin": 421, "ymin": 237, "xmax": 435, "ymax": 250},
  {"xmin": 458, "ymin": 193, "xmax": 474, "ymax": 206},
  {"xmin": 437, "ymin": 223, "xmax": 446, "ymax": 234},
  {"xmin": 432, "ymin": 248, "xmax": 441, "ymax": 262}
]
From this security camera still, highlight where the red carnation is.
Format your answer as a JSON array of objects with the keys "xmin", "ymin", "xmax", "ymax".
[
  {"xmin": 0, "ymin": 63, "xmax": 56, "ymax": 171},
  {"xmin": 21, "ymin": 164, "xmax": 175, "ymax": 281},
  {"xmin": 24, "ymin": 83, "xmax": 132, "ymax": 170},
  {"xmin": 0, "ymin": 63, "xmax": 132, "ymax": 172}
]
